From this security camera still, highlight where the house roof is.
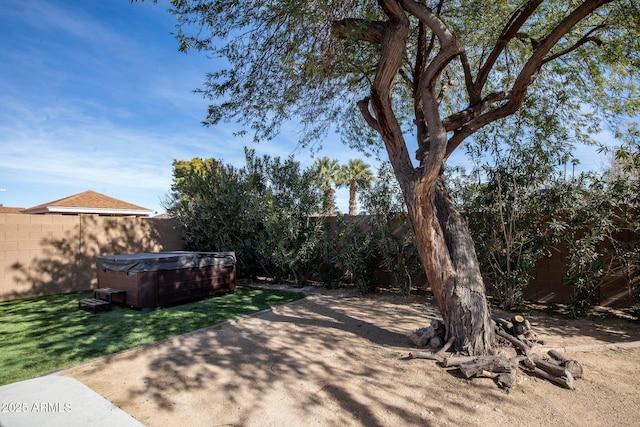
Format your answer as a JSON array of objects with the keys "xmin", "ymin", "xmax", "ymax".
[
  {"xmin": 0, "ymin": 206, "xmax": 25, "ymax": 214},
  {"xmin": 22, "ymin": 190, "xmax": 154, "ymax": 217}
]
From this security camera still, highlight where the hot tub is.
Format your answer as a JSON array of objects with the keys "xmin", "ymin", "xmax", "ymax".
[{"xmin": 96, "ymin": 251, "xmax": 236, "ymax": 309}]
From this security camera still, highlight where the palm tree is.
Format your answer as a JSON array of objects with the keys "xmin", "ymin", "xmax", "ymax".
[
  {"xmin": 313, "ymin": 157, "xmax": 341, "ymax": 214},
  {"xmin": 337, "ymin": 159, "xmax": 375, "ymax": 215}
]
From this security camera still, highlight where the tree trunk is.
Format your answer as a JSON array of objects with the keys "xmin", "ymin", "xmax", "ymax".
[
  {"xmin": 353, "ymin": 0, "xmax": 494, "ymax": 356},
  {"xmin": 348, "ymin": 180, "xmax": 357, "ymax": 215},
  {"xmin": 405, "ymin": 173, "xmax": 495, "ymax": 355},
  {"xmin": 323, "ymin": 188, "xmax": 335, "ymax": 215}
]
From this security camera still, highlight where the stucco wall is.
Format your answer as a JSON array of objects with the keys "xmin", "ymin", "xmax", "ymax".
[
  {"xmin": 0, "ymin": 214, "xmax": 183, "ymax": 301},
  {"xmin": 524, "ymin": 233, "xmax": 635, "ymax": 308},
  {"xmin": 0, "ymin": 212, "xmax": 634, "ymax": 307}
]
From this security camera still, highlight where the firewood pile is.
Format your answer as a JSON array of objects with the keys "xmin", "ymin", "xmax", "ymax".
[{"xmin": 407, "ymin": 315, "xmax": 583, "ymax": 390}]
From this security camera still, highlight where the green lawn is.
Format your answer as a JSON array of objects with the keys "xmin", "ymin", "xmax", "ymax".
[{"xmin": 0, "ymin": 286, "xmax": 305, "ymax": 386}]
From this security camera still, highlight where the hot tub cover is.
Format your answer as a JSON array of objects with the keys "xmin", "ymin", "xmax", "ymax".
[{"xmin": 96, "ymin": 251, "xmax": 236, "ymax": 272}]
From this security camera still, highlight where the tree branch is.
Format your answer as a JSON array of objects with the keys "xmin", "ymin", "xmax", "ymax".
[
  {"xmin": 509, "ymin": 0, "xmax": 612, "ymax": 107},
  {"xmin": 542, "ymin": 25, "xmax": 606, "ymax": 65},
  {"xmin": 473, "ymin": 0, "xmax": 543, "ymax": 103},
  {"xmin": 412, "ymin": 0, "xmax": 444, "ymax": 158},
  {"xmin": 445, "ymin": 0, "xmax": 613, "ymax": 158},
  {"xmin": 357, "ymin": 97, "xmax": 380, "ymax": 133},
  {"xmin": 367, "ymin": 0, "xmax": 415, "ymax": 179},
  {"xmin": 442, "ymin": 91, "xmax": 511, "ymax": 132},
  {"xmin": 399, "ymin": 0, "xmax": 463, "ymax": 187},
  {"xmin": 459, "ymin": 51, "xmax": 475, "ymax": 104}
]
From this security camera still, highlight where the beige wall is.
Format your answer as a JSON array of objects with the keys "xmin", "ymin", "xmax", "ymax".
[
  {"xmin": 0, "ymin": 214, "xmax": 183, "ymax": 302},
  {"xmin": 1, "ymin": 212, "xmax": 634, "ymax": 307},
  {"xmin": 524, "ymin": 236, "xmax": 634, "ymax": 308}
]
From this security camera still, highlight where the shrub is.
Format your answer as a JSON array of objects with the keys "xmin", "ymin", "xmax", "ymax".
[
  {"xmin": 166, "ymin": 156, "xmax": 423, "ymax": 294},
  {"xmin": 165, "ymin": 148, "xmax": 323, "ymax": 281}
]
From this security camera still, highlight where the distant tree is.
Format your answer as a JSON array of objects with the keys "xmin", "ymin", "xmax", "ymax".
[
  {"xmin": 337, "ymin": 159, "xmax": 375, "ymax": 215},
  {"xmin": 312, "ymin": 157, "xmax": 341, "ymax": 214},
  {"xmin": 170, "ymin": 158, "xmax": 222, "ymax": 196}
]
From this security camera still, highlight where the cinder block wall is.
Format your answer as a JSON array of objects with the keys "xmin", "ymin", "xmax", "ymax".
[
  {"xmin": 524, "ymin": 240, "xmax": 634, "ymax": 308},
  {"xmin": 0, "ymin": 214, "xmax": 183, "ymax": 301},
  {"xmin": 1, "ymin": 213, "xmax": 634, "ymax": 307}
]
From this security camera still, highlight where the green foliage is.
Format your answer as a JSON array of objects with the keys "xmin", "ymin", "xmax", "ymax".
[
  {"xmin": 156, "ymin": 0, "xmax": 640, "ymax": 157},
  {"xmin": 165, "ymin": 148, "xmax": 323, "ymax": 281},
  {"xmin": 455, "ymin": 130, "xmax": 640, "ymax": 314},
  {"xmin": 612, "ymin": 133, "xmax": 640, "ymax": 310},
  {"xmin": 362, "ymin": 163, "xmax": 421, "ymax": 295},
  {"xmin": 167, "ymin": 156, "xmax": 422, "ymax": 293},
  {"xmin": 309, "ymin": 162, "xmax": 420, "ymax": 294},
  {"xmin": 331, "ymin": 217, "xmax": 377, "ymax": 293},
  {"xmin": 309, "ymin": 217, "xmax": 346, "ymax": 287},
  {"xmin": 543, "ymin": 176, "xmax": 614, "ymax": 316},
  {"xmin": 452, "ymin": 109, "xmax": 573, "ymax": 310},
  {"xmin": 461, "ymin": 176, "xmax": 547, "ymax": 311},
  {"xmin": 552, "ymin": 140, "xmax": 640, "ymax": 316}
]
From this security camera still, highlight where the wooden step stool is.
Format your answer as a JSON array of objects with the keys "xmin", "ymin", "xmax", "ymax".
[{"xmin": 78, "ymin": 298, "xmax": 111, "ymax": 314}]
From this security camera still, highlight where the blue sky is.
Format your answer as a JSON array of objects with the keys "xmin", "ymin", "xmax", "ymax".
[
  {"xmin": 0, "ymin": 0, "xmax": 613, "ymax": 215},
  {"xmin": 0, "ymin": 0, "xmax": 368, "ymax": 214}
]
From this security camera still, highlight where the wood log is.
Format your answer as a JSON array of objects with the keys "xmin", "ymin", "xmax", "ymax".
[
  {"xmin": 407, "ymin": 351, "xmax": 438, "ymax": 360},
  {"xmin": 458, "ymin": 356, "xmax": 514, "ymax": 379},
  {"xmin": 522, "ymin": 356, "xmax": 536, "ymax": 370},
  {"xmin": 547, "ymin": 350, "xmax": 583, "ymax": 379},
  {"xmin": 496, "ymin": 328, "xmax": 531, "ymax": 355},
  {"xmin": 466, "ymin": 364, "xmax": 516, "ymax": 389},
  {"xmin": 495, "ymin": 372, "xmax": 516, "ymax": 389},
  {"xmin": 408, "ymin": 336, "xmax": 456, "ymax": 361},
  {"xmin": 495, "ymin": 317, "xmax": 514, "ymax": 334},
  {"xmin": 434, "ymin": 336, "xmax": 456, "ymax": 358},
  {"xmin": 529, "ymin": 354, "xmax": 566, "ymax": 378},
  {"xmin": 442, "ymin": 356, "xmax": 477, "ymax": 367},
  {"xmin": 521, "ymin": 329, "xmax": 543, "ymax": 347},
  {"xmin": 512, "ymin": 315, "xmax": 529, "ymax": 335},
  {"xmin": 564, "ymin": 360, "xmax": 583, "ymax": 379},
  {"xmin": 521, "ymin": 354, "xmax": 575, "ymax": 389},
  {"xmin": 547, "ymin": 349, "xmax": 568, "ymax": 362},
  {"xmin": 407, "ymin": 325, "xmax": 436, "ymax": 347},
  {"xmin": 529, "ymin": 366, "xmax": 575, "ymax": 390},
  {"xmin": 479, "ymin": 370, "xmax": 498, "ymax": 378}
]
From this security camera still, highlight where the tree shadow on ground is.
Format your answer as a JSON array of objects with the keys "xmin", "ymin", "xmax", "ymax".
[
  {"xmin": 59, "ymin": 290, "xmax": 640, "ymax": 426},
  {"xmin": 62, "ymin": 294, "xmax": 510, "ymax": 426},
  {"xmin": 127, "ymin": 296, "xmax": 447, "ymax": 426}
]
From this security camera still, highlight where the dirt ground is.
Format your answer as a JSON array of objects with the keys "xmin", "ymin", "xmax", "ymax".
[{"xmin": 60, "ymin": 284, "xmax": 640, "ymax": 427}]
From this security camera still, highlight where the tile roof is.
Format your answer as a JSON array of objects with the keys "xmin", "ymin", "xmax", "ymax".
[
  {"xmin": 0, "ymin": 206, "xmax": 25, "ymax": 214},
  {"xmin": 22, "ymin": 190, "xmax": 153, "ymax": 216}
]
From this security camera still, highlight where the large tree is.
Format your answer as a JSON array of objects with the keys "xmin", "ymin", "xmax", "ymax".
[{"xmin": 154, "ymin": 0, "xmax": 640, "ymax": 355}]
